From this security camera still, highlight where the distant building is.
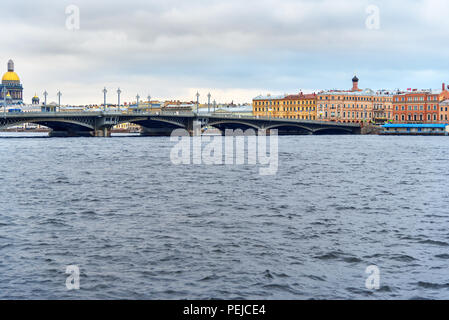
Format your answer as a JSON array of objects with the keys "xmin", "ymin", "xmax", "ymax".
[
  {"xmin": 213, "ymin": 104, "xmax": 253, "ymax": 116},
  {"xmin": 392, "ymin": 83, "xmax": 449, "ymax": 124},
  {"xmin": 317, "ymin": 76, "xmax": 394, "ymax": 124},
  {"xmin": 128, "ymin": 101, "xmax": 163, "ymax": 113},
  {"xmin": 163, "ymin": 103, "xmax": 194, "ymax": 112},
  {"xmin": 253, "ymin": 93, "xmax": 317, "ymax": 120},
  {"xmin": 32, "ymin": 94, "xmax": 40, "ymax": 105},
  {"xmin": 439, "ymin": 99, "xmax": 449, "ymax": 123},
  {"xmin": 0, "ymin": 60, "xmax": 23, "ymax": 105}
]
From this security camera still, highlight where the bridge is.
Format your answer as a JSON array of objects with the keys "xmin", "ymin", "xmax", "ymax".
[{"xmin": 0, "ymin": 111, "xmax": 361, "ymax": 137}]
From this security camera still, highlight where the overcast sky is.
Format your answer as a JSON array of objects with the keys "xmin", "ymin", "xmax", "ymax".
[{"xmin": 1, "ymin": 0, "xmax": 449, "ymax": 105}]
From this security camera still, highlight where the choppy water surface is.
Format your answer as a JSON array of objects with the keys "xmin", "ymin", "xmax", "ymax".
[{"xmin": 0, "ymin": 132, "xmax": 449, "ymax": 300}]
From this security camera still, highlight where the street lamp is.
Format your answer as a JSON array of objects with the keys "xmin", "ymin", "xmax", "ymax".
[
  {"xmin": 103, "ymin": 87, "xmax": 107, "ymax": 111},
  {"xmin": 136, "ymin": 94, "xmax": 140, "ymax": 105},
  {"xmin": 57, "ymin": 91, "xmax": 62, "ymax": 112},
  {"xmin": 196, "ymin": 92, "xmax": 200, "ymax": 114},
  {"xmin": 213, "ymin": 99, "xmax": 216, "ymax": 113},
  {"xmin": 117, "ymin": 88, "xmax": 121, "ymax": 111},
  {"xmin": 2, "ymin": 87, "xmax": 7, "ymax": 118},
  {"xmin": 207, "ymin": 93, "xmax": 211, "ymax": 113},
  {"xmin": 43, "ymin": 91, "xmax": 48, "ymax": 107}
]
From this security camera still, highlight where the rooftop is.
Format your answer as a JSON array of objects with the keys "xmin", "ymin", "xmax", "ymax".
[{"xmin": 253, "ymin": 94, "xmax": 288, "ymax": 101}]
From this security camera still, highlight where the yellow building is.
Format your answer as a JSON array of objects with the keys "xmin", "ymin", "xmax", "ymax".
[{"xmin": 253, "ymin": 92, "xmax": 317, "ymax": 120}]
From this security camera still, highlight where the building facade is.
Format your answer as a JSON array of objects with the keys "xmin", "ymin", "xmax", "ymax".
[
  {"xmin": 0, "ymin": 60, "xmax": 23, "ymax": 105},
  {"xmin": 252, "ymin": 93, "xmax": 317, "ymax": 120},
  {"xmin": 392, "ymin": 84, "xmax": 449, "ymax": 124},
  {"xmin": 317, "ymin": 77, "xmax": 394, "ymax": 124},
  {"xmin": 439, "ymin": 99, "xmax": 449, "ymax": 123}
]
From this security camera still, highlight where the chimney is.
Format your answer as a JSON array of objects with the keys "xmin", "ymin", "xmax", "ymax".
[{"xmin": 443, "ymin": 83, "xmax": 446, "ymax": 91}]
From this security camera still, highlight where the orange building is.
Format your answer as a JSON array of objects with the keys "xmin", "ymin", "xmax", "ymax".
[
  {"xmin": 317, "ymin": 76, "xmax": 394, "ymax": 124},
  {"xmin": 392, "ymin": 84, "xmax": 449, "ymax": 124},
  {"xmin": 438, "ymin": 99, "xmax": 449, "ymax": 123}
]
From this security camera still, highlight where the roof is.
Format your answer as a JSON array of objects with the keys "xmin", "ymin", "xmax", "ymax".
[
  {"xmin": 317, "ymin": 88, "xmax": 394, "ymax": 97},
  {"xmin": 382, "ymin": 124, "xmax": 448, "ymax": 128},
  {"xmin": 2, "ymin": 71, "xmax": 20, "ymax": 82},
  {"xmin": 284, "ymin": 93, "xmax": 316, "ymax": 100},
  {"xmin": 253, "ymin": 94, "xmax": 288, "ymax": 101},
  {"xmin": 213, "ymin": 105, "xmax": 253, "ymax": 113},
  {"xmin": 394, "ymin": 89, "xmax": 443, "ymax": 96}
]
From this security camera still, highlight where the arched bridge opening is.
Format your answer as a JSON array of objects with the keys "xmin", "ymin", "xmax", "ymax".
[
  {"xmin": 131, "ymin": 118, "xmax": 187, "ymax": 136},
  {"xmin": 0, "ymin": 119, "xmax": 96, "ymax": 137},
  {"xmin": 264, "ymin": 124, "xmax": 313, "ymax": 136},
  {"xmin": 313, "ymin": 127, "xmax": 354, "ymax": 135},
  {"xmin": 208, "ymin": 121, "xmax": 261, "ymax": 134}
]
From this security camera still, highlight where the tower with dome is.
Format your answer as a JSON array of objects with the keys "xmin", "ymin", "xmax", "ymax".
[{"xmin": 0, "ymin": 59, "xmax": 23, "ymax": 105}]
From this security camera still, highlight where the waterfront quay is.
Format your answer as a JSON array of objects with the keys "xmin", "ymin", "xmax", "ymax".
[{"xmin": 0, "ymin": 111, "xmax": 361, "ymax": 137}]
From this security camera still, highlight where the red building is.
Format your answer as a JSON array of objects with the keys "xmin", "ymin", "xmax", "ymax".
[{"xmin": 392, "ymin": 83, "xmax": 449, "ymax": 123}]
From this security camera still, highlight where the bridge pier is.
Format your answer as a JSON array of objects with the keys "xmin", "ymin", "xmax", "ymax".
[{"xmin": 94, "ymin": 128, "xmax": 111, "ymax": 137}]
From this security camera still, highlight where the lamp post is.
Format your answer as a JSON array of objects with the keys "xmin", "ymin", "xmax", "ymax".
[
  {"xmin": 147, "ymin": 94, "xmax": 151, "ymax": 112},
  {"xmin": 43, "ymin": 91, "xmax": 48, "ymax": 107},
  {"xmin": 103, "ymin": 87, "xmax": 107, "ymax": 111},
  {"xmin": 207, "ymin": 92, "xmax": 211, "ymax": 113},
  {"xmin": 213, "ymin": 99, "xmax": 216, "ymax": 113},
  {"xmin": 117, "ymin": 88, "xmax": 121, "ymax": 111},
  {"xmin": 196, "ymin": 92, "xmax": 200, "ymax": 114},
  {"xmin": 2, "ymin": 87, "xmax": 7, "ymax": 118},
  {"xmin": 57, "ymin": 91, "xmax": 62, "ymax": 112},
  {"xmin": 136, "ymin": 94, "xmax": 140, "ymax": 105}
]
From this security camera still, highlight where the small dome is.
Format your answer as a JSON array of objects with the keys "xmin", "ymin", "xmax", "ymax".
[
  {"xmin": 2, "ymin": 71, "xmax": 20, "ymax": 82},
  {"xmin": 352, "ymin": 75, "xmax": 359, "ymax": 82}
]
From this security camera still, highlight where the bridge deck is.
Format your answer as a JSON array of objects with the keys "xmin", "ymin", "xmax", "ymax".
[{"xmin": 1, "ymin": 111, "xmax": 361, "ymax": 128}]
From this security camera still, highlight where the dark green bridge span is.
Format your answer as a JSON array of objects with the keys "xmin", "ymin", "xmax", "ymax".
[{"xmin": 0, "ymin": 112, "xmax": 361, "ymax": 137}]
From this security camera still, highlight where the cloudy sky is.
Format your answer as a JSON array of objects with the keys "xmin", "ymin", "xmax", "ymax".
[{"xmin": 1, "ymin": 0, "xmax": 449, "ymax": 105}]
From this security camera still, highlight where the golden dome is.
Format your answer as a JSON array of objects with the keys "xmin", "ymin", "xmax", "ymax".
[{"xmin": 2, "ymin": 71, "xmax": 20, "ymax": 82}]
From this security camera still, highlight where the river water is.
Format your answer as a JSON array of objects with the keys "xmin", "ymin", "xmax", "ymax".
[{"xmin": 0, "ymin": 132, "xmax": 448, "ymax": 300}]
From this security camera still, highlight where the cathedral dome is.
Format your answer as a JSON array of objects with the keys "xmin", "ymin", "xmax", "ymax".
[{"xmin": 2, "ymin": 71, "xmax": 20, "ymax": 82}]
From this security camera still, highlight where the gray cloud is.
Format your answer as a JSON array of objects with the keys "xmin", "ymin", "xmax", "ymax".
[{"xmin": 1, "ymin": 0, "xmax": 449, "ymax": 104}]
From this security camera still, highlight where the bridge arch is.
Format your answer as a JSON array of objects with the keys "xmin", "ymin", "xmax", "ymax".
[
  {"xmin": 130, "ymin": 117, "xmax": 187, "ymax": 136},
  {"xmin": 264, "ymin": 123, "xmax": 314, "ymax": 135},
  {"xmin": 0, "ymin": 118, "xmax": 95, "ymax": 132},
  {"xmin": 207, "ymin": 120, "xmax": 261, "ymax": 132},
  {"xmin": 313, "ymin": 127, "xmax": 354, "ymax": 135}
]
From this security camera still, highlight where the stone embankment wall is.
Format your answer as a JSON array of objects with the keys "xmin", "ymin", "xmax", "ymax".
[{"xmin": 361, "ymin": 124, "xmax": 382, "ymax": 135}]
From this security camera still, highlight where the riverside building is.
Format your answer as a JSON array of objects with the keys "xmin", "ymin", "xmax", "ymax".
[
  {"xmin": 392, "ymin": 84, "xmax": 449, "ymax": 124},
  {"xmin": 0, "ymin": 60, "xmax": 23, "ymax": 105},
  {"xmin": 317, "ymin": 76, "xmax": 394, "ymax": 124},
  {"xmin": 252, "ymin": 92, "xmax": 317, "ymax": 120}
]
